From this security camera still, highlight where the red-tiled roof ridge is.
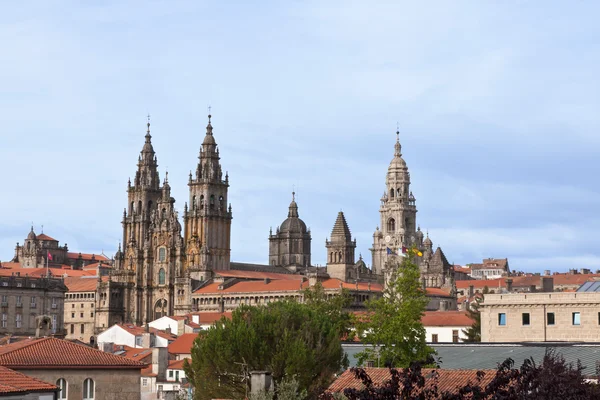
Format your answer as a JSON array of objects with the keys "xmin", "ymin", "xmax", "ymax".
[
  {"xmin": 0, "ymin": 337, "xmax": 145, "ymax": 369},
  {"xmin": 35, "ymin": 233, "xmax": 57, "ymax": 242},
  {"xmin": 0, "ymin": 366, "xmax": 57, "ymax": 394},
  {"xmin": 168, "ymin": 358, "xmax": 190, "ymax": 369},
  {"xmin": 66, "ymin": 252, "xmax": 109, "ymax": 261},
  {"xmin": 215, "ymin": 270, "xmax": 304, "ymax": 281},
  {"xmin": 328, "ymin": 367, "xmax": 498, "ymax": 394},
  {"xmin": 421, "ymin": 311, "xmax": 474, "ymax": 327}
]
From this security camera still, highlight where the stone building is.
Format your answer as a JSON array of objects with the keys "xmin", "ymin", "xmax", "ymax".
[
  {"xmin": 370, "ymin": 131, "xmax": 455, "ymax": 295},
  {"xmin": 0, "ymin": 273, "xmax": 67, "ymax": 337},
  {"xmin": 480, "ymin": 292, "xmax": 600, "ymax": 342},
  {"xmin": 63, "ymin": 276, "xmax": 99, "ymax": 345},
  {"xmin": 0, "ymin": 337, "xmax": 144, "ymax": 400},
  {"xmin": 268, "ymin": 193, "xmax": 312, "ymax": 271}
]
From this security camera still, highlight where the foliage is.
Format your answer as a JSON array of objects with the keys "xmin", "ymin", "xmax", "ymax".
[
  {"xmin": 184, "ymin": 290, "xmax": 349, "ymax": 400},
  {"xmin": 249, "ymin": 377, "xmax": 308, "ymax": 400},
  {"xmin": 355, "ymin": 249, "xmax": 434, "ymax": 368},
  {"xmin": 462, "ymin": 296, "xmax": 481, "ymax": 342},
  {"xmin": 321, "ymin": 349, "xmax": 600, "ymax": 400},
  {"xmin": 482, "ymin": 286, "xmax": 490, "ymax": 295}
]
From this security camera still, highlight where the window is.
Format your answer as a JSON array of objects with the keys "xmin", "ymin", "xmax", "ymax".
[
  {"xmin": 31, "ymin": 283, "xmax": 36, "ymax": 288},
  {"xmin": 142, "ymin": 378, "xmax": 148, "ymax": 387},
  {"xmin": 72, "ymin": 304, "xmax": 75, "ymax": 308},
  {"xmin": 81, "ymin": 324, "xmax": 85, "ymax": 334},
  {"xmin": 15, "ymin": 314, "xmax": 22, "ymax": 328},
  {"xmin": 522, "ymin": 313, "xmax": 530, "ymax": 326},
  {"xmin": 72, "ymin": 313, "xmax": 75, "ymax": 318},
  {"xmin": 83, "ymin": 378, "xmax": 94, "ymax": 399},
  {"xmin": 547, "ymin": 312, "xmax": 555, "ymax": 325},
  {"xmin": 70, "ymin": 324, "xmax": 74, "ymax": 334},
  {"xmin": 16, "ymin": 296, "xmax": 21, "ymax": 307},
  {"xmin": 573, "ymin": 312, "xmax": 581, "ymax": 326},
  {"xmin": 30, "ymin": 296, "xmax": 36, "ymax": 307},
  {"xmin": 1, "ymin": 295, "xmax": 6, "ymax": 302},
  {"xmin": 159, "ymin": 248, "xmax": 166, "ymax": 262},
  {"xmin": 452, "ymin": 330, "xmax": 459, "ymax": 343},
  {"xmin": 176, "ymin": 370, "xmax": 180, "ymax": 382},
  {"xmin": 159, "ymin": 268, "xmax": 166, "ymax": 285},
  {"xmin": 91, "ymin": 312, "xmax": 94, "ymax": 317},
  {"xmin": 169, "ymin": 370, "xmax": 174, "ymax": 378},
  {"xmin": 387, "ymin": 218, "xmax": 396, "ymax": 232},
  {"xmin": 431, "ymin": 334, "xmax": 438, "ymax": 343},
  {"xmin": 80, "ymin": 312, "xmax": 84, "ymax": 318},
  {"xmin": 57, "ymin": 378, "xmax": 67, "ymax": 399},
  {"xmin": 498, "ymin": 313, "xmax": 506, "ymax": 326},
  {"xmin": 81, "ymin": 304, "xmax": 84, "ymax": 308},
  {"xmin": 1, "ymin": 313, "xmax": 6, "ymax": 328}
]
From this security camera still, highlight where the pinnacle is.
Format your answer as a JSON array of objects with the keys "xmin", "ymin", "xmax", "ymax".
[{"xmin": 330, "ymin": 211, "xmax": 352, "ymax": 240}]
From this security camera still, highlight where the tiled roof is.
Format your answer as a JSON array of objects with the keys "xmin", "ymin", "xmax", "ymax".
[
  {"xmin": 141, "ymin": 365, "xmax": 157, "ymax": 377},
  {"xmin": 0, "ymin": 265, "xmax": 96, "ymax": 278},
  {"xmin": 0, "ymin": 365, "xmax": 57, "ymax": 394},
  {"xmin": 425, "ymin": 287, "xmax": 454, "ymax": 297},
  {"xmin": 188, "ymin": 312, "xmax": 231, "ymax": 325},
  {"xmin": 66, "ymin": 252, "xmax": 109, "ymax": 261},
  {"xmin": 64, "ymin": 276, "xmax": 105, "ymax": 292},
  {"xmin": 421, "ymin": 311, "xmax": 473, "ymax": 327},
  {"xmin": 456, "ymin": 279, "xmax": 505, "ymax": 291},
  {"xmin": 168, "ymin": 358, "xmax": 189, "ymax": 370},
  {"xmin": 327, "ymin": 367, "xmax": 497, "ymax": 394},
  {"xmin": 117, "ymin": 345, "xmax": 153, "ymax": 362},
  {"xmin": 168, "ymin": 333, "xmax": 199, "ymax": 355},
  {"xmin": 194, "ymin": 278, "xmax": 382, "ymax": 295},
  {"xmin": 0, "ymin": 337, "xmax": 145, "ymax": 369},
  {"xmin": 116, "ymin": 324, "xmax": 177, "ymax": 341},
  {"xmin": 330, "ymin": 212, "xmax": 352, "ymax": 240},
  {"xmin": 215, "ymin": 270, "xmax": 303, "ymax": 281},
  {"xmin": 35, "ymin": 233, "xmax": 58, "ymax": 241},
  {"xmin": 83, "ymin": 262, "xmax": 113, "ymax": 270}
]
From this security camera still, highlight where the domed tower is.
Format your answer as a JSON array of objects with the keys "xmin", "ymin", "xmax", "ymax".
[
  {"xmin": 370, "ymin": 129, "xmax": 418, "ymax": 275},
  {"xmin": 268, "ymin": 192, "xmax": 311, "ymax": 271},
  {"xmin": 184, "ymin": 114, "xmax": 232, "ymax": 276}
]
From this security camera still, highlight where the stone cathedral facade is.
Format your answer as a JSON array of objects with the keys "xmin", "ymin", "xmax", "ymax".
[{"xmin": 91, "ymin": 119, "xmax": 455, "ymax": 329}]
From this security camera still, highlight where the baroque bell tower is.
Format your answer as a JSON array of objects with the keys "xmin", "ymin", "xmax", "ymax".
[
  {"xmin": 370, "ymin": 130, "xmax": 419, "ymax": 275},
  {"xmin": 183, "ymin": 114, "xmax": 232, "ymax": 278}
]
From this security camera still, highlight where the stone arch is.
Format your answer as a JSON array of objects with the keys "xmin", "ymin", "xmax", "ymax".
[{"xmin": 387, "ymin": 218, "xmax": 395, "ymax": 232}]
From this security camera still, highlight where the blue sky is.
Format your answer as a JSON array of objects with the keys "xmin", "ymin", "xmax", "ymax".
[{"xmin": 1, "ymin": 1, "xmax": 599, "ymax": 272}]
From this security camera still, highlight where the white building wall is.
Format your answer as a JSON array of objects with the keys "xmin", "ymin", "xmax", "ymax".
[
  {"xmin": 425, "ymin": 325, "xmax": 469, "ymax": 343},
  {"xmin": 149, "ymin": 317, "xmax": 178, "ymax": 334},
  {"xmin": 96, "ymin": 325, "xmax": 136, "ymax": 348}
]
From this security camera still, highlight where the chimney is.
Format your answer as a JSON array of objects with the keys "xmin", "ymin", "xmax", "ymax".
[
  {"xmin": 263, "ymin": 278, "xmax": 270, "ymax": 284},
  {"xmin": 468, "ymin": 285, "xmax": 474, "ymax": 297},
  {"xmin": 101, "ymin": 342, "xmax": 114, "ymax": 353},
  {"xmin": 506, "ymin": 278, "xmax": 513, "ymax": 292},
  {"xmin": 151, "ymin": 347, "xmax": 168, "ymax": 380},
  {"xmin": 544, "ymin": 270, "xmax": 551, "ymax": 276},
  {"xmin": 541, "ymin": 277, "xmax": 554, "ymax": 293},
  {"xmin": 250, "ymin": 371, "xmax": 272, "ymax": 395}
]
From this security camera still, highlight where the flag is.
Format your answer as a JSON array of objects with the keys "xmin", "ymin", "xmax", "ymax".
[
  {"xmin": 47, "ymin": 252, "xmax": 53, "ymax": 261},
  {"xmin": 417, "ymin": 251, "xmax": 423, "ymax": 257},
  {"xmin": 386, "ymin": 247, "xmax": 396, "ymax": 255}
]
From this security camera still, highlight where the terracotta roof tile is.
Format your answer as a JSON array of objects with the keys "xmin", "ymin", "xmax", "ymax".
[
  {"xmin": 421, "ymin": 311, "xmax": 473, "ymax": 327},
  {"xmin": 215, "ymin": 270, "xmax": 303, "ymax": 281},
  {"xmin": 0, "ymin": 366, "xmax": 57, "ymax": 394},
  {"xmin": 0, "ymin": 265, "xmax": 96, "ymax": 278},
  {"xmin": 188, "ymin": 312, "xmax": 232, "ymax": 325},
  {"xmin": 35, "ymin": 234, "xmax": 57, "ymax": 242},
  {"xmin": 64, "ymin": 276, "xmax": 105, "ymax": 292},
  {"xmin": 66, "ymin": 252, "xmax": 109, "ymax": 261},
  {"xmin": 328, "ymin": 367, "xmax": 497, "ymax": 394},
  {"xmin": 168, "ymin": 358, "xmax": 190, "ymax": 370},
  {"xmin": 115, "ymin": 323, "xmax": 177, "ymax": 341},
  {"xmin": 194, "ymin": 278, "xmax": 382, "ymax": 295},
  {"xmin": 168, "ymin": 333, "xmax": 199, "ymax": 355},
  {"xmin": 0, "ymin": 337, "xmax": 145, "ymax": 369},
  {"xmin": 425, "ymin": 287, "xmax": 454, "ymax": 297},
  {"xmin": 117, "ymin": 345, "xmax": 153, "ymax": 362}
]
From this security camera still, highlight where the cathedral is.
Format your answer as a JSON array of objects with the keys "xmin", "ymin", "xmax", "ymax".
[{"xmin": 10, "ymin": 115, "xmax": 455, "ymax": 329}]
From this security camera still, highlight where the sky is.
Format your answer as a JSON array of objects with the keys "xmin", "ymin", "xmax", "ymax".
[{"xmin": 1, "ymin": 1, "xmax": 599, "ymax": 273}]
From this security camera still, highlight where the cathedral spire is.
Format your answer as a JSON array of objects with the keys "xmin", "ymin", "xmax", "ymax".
[{"xmin": 288, "ymin": 192, "xmax": 299, "ymax": 218}]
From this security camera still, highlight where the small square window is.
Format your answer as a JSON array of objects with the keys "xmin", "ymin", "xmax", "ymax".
[
  {"xmin": 431, "ymin": 334, "xmax": 438, "ymax": 343},
  {"xmin": 452, "ymin": 330, "xmax": 459, "ymax": 343},
  {"xmin": 169, "ymin": 370, "xmax": 173, "ymax": 378},
  {"xmin": 547, "ymin": 312, "xmax": 555, "ymax": 325},
  {"xmin": 498, "ymin": 313, "xmax": 506, "ymax": 326},
  {"xmin": 573, "ymin": 312, "xmax": 581, "ymax": 326},
  {"xmin": 522, "ymin": 313, "xmax": 530, "ymax": 326}
]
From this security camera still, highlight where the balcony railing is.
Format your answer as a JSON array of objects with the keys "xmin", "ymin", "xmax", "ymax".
[{"xmin": 15, "ymin": 303, "xmax": 22, "ymax": 308}]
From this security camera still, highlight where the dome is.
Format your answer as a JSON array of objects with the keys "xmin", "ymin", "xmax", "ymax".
[
  {"xmin": 27, "ymin": 228, "xmax": 36, "ymax": 240},
  {"xmin": 424, "ymin": 235, "xmax": 433, "ymax": 247},
  {"xmin": 279, "ymin": 217, "xmax": 308, "ymax": 234},
  {"xmin": 202, "ymin": 133, "xmax": 216, "ymax": 145}
]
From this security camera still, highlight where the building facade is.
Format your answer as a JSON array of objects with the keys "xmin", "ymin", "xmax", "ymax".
[
  {"xmin": 0, "ymin": 274, "xmax": 66, "ymax": 337},
  {"xmin": 480, "ymin": 292, "xmax": 600, "ymax": 342}
]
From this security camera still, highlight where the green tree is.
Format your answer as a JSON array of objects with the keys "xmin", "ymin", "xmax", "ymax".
[
  {"xmin": 184, "ymin": 294, "xmax": 349, "ymax": 400},
  {"xmin": 462, "ymin": 296, "xmax": 482, "ymax": 342},
  {"xmin": 356, "ymin": 250, "xmax": 434, "ymax": 367},
  {"xmin": 249, "ymin": 377, "xmax": 308, "ymax": 400}
]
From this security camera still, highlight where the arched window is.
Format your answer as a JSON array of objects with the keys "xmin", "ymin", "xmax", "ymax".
[
  {"xmin": 200, "ymin": 195, "xmax": 204, "ymax": 208},
  {"xmin": 192, "ymin": 195, "xmax": 197, "ymax": 210},
  {"xmin": 387, "ymin": 218, "xmax": 396, "ymax": 232},
  {"xmin": 83, "ymin": 378, "xmax": 94, "ymax": 400},
  {"xmin": 159, "ymin": 268, "xmax": 166, "ymax": 285},
  {"xmin": 210, "ymin": 195, "xmax": 215, "ymax": 209},
  {"xmin": 130, "ymin": 201, "xmax": 134, "ymax": 214},
  {"xmin": 161, "ymin": 208, "xmax": 166, "ymax": 219},
  {"xmin": 148, "ymin": 200, "xmax": 153, "ymax": 211},
  {"xmin": 138, "ymin": 201, "xmax": 142, "ymax": 214},
  {"xmin": 56, "ymin": 378, "xmax": 67, "ymax": 399},
  {"xmin": 219, "ymin": 195, "xmax": 224, "ymax": 209},
  {"xmin": 158, "ymin": 248, "xmax": 166, "ymax": 262},
  {"xmin": 390, "ymin": 188, "xmax": 395, "ymax": 198}
]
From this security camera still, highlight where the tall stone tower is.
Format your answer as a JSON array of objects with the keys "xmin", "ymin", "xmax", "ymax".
[
  {"xmin": 183, "ymin": 114, "xmax": 232, "ymax": 279},
  {"xmin": 370, "ymin": 130, "xmax": 420, "ymax": 275},
  {"xmin": 268, "ymin": 193, "xmax": 312, "ymax": 271},
  {"xmin": 325, "ymin": 212, "xmax": 356, "ymax": 282}
]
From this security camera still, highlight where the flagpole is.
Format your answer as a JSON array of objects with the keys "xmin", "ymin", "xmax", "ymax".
[{"xmin": 46, "ymin": 253, "xmax": 49, "ymax": 278}]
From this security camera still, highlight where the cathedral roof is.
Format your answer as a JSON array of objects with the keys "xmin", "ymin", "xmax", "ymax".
[
  {"xmin": 26, "ymin": 227, "xmax": 36, "ymax": 240},
  {"xmin": 202, "ymin": 114, "xmax": 216, "ymax": 145},
  {"xmin": 142, "ymin": 122, "xmax": 155, "ymax": 154},
  {"xmin": 388, "ymin": 130, "xmax": 408, "ymax": 170},
  {"xmin": 431, "ymin": 247, "xmax": 450, "ymax": 267},
  {"xmin": 330, "ymin": 212, "xmax": 352, "ymax": 241}
]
